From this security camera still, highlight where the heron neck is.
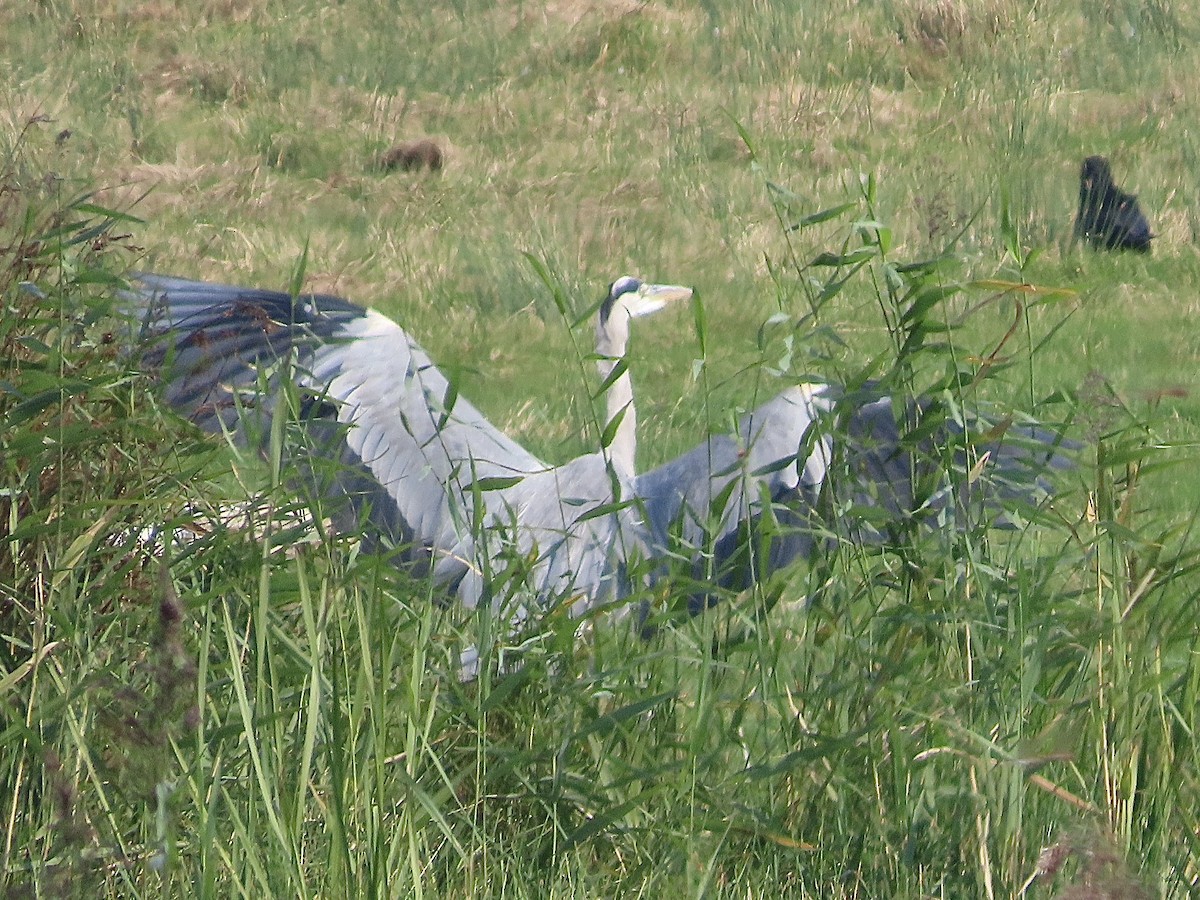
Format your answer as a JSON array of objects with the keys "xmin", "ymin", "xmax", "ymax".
[{"xmin": 598, "ymin": 357, "xmax": 637, "ymax": 479}]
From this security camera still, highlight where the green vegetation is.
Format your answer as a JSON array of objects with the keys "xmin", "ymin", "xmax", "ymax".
[{"xmin": 2, "ymin": 0, "xmax": 1198, "ymax": 895}]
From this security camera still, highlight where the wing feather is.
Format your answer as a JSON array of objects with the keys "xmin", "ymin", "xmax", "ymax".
[
  {"xmin": 131, "ymin": 274, "xmax": 547, "ymax": 575},
  {"xmin": 130, "ymin": 273, "xmax": 641, "ymax": 617}
]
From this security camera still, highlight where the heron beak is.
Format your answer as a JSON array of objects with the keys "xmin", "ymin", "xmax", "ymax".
[{"xmin": 627, "ymin": 283, "xmax": 694, "ymax": 318}]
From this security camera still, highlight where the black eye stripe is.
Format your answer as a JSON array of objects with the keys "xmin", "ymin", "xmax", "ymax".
[{"xmin": 600, "ymin": 276, "xmax": 641, "ymax": 324}]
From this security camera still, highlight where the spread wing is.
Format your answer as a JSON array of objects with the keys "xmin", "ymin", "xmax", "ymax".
[
  {"xmin": 131, "ymin": 274, "xmax": 645, "ymax": 616},
  {"xmin": 131, "ymin": 274, "xmax": 547, "ymax": 583},
  {"xmin": 638, "ymin": 382, "xmax": 1075, "ymax": 605}
]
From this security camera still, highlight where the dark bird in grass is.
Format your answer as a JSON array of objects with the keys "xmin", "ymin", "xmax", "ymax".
[{"xmin": 1073, "ymin": 156, "xmax": 1153, "ymax": 253}]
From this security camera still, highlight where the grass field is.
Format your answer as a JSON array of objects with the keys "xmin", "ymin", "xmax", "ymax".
[{"xmin": 3, "ymin": 0, "xmax": 1200, "ymax": 896}]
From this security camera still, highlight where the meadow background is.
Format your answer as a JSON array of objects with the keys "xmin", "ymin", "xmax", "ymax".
[{"xmin": 2, "ymin": 0, "xmax": 1199, "ymax": 896}]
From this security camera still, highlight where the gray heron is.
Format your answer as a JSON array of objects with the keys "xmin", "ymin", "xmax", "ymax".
[
  {"xmin": 133, "ymin": 273, "xmax": 691, "ymax": 620},
  {"xmin": 132, "ymin": 273, "xmax": 1074, "ymax": 633}
]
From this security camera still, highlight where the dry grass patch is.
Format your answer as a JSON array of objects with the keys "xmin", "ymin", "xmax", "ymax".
[
  {"xmin": 509, "ymin": 0, "xmax": 699, "ymax": 38},
  {"xmin": 1059, "ymin": 89, "xmax": 1157, "ymax": 135},
  {"xmin": 892, "ymin": 0, "xmax": 1013, "ymax": 56},
  {"xmin": 149, "ymin": 53, "xmax": 252, "ymax": 105},
  {"xmin": 748, "ymin": 80, "xmax": 847, "ymax": 133},
  {"xmin": 93, "ymin": 0, "xmax": 262, "ymax": 26}
]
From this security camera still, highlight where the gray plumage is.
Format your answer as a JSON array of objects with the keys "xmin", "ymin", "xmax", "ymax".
[
  {"xmin": 130, "ymin": 273, "xmax": 1074, "ymax": 632},
  {"xmin": 132, "ymin": 273, "xmax": 688, "ymax": 619},
  {"xmin": 635, "ymin": 385, "xmax": 833, "ymax": 602},
  {"xmin": 636, "ymin": 383, "xmax": 1075, "ymax": 610}
]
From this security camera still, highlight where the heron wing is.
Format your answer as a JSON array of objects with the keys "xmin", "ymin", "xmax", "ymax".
[
  {"xmin": 636, "ymin": 385, "xmax": 834, "ymax": 589},
  {"xmin": 132, "ymin": 274, "xmax": 548, "ymax": 577},
  {"xmin": 637, "ymin": 382, "xmax": 1075, "ymax": 601}
]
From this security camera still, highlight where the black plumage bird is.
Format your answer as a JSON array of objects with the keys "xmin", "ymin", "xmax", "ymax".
[{"xmin": 1073, "ymin": 155, "xmax": 1153, "ymax": 253}]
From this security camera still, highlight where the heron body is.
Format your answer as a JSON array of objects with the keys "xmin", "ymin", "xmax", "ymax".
[
  {"xmin": 636, "ymin": 385, "xmax": 834, "ymax": 597},
  {"xmin": 134, "ymin": 273, "xmax": 689, "ymax": 619},
  {"xmin": 132, "ymin": 273, "xmax": 1072, "ymax": 638}
]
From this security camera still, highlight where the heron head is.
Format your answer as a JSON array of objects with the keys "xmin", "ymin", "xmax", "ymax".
[{"xmin": 599, "ymin": 275, "xmax": 693, "ymax": 327}]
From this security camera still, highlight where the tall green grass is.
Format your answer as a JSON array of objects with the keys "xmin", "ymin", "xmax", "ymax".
[
  {"xmin": 4, "ymin": 0, "xmax": 1200, "ymax": 895},
  {"xmin": 4, "ymin": 112, "xmax": 1198, "ymax": 897}
]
